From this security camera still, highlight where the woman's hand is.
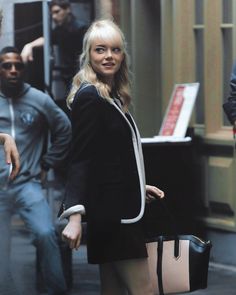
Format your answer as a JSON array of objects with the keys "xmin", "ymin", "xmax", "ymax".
[
  {"xmin": 146, "ymin": 185, "xmax": 165, "ymax": 203},
  {"xmin": 62, "ymin": 213, "xmax": 82, "ymax": 250}
]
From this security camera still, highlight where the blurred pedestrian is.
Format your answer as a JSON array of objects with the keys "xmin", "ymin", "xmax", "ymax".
[
  {"xmin": 60, "ymin": 19, "xmax": 164, "ymax": 295},
  {"xmin": 0, "ymin": 133, "xmax": 20, "ymax": 179},
  {"xmin": 21, "ymin": 0, "xmax": 87, "ymax": 87},
  {"xmin": 223, "ymin": 60, "xmax": 236, "ymax": 133},
  {"xmin": 0, "ymin": 8, "xmax": 2, "ymax": 35},
  {"xmin": 0, "ymin": 46, "xmax": 71, "ymax": 295}
]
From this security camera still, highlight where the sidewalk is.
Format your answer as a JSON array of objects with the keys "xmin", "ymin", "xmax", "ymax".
[
  {"xmin": 11, "ymin": 228, "xmax": 100, "ymax": 295},
  {"xmin": 11, "ymin": 227, "xmax": 236, "ymax": 295}
]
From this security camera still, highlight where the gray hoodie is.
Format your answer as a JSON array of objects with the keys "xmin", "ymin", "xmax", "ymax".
[{"xmin": 0, "ymin": 83, "xmax": 71, "ymax": 188}]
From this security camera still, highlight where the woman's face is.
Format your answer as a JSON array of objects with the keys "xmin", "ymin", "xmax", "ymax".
[{"xmin": 90, "ymin": 36, "xmax": 124, "ymax": 84}]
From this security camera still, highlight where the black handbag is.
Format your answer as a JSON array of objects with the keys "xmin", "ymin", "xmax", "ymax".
[{"xmin": 145, "ymin": 201, "xmax": 212, "ymax": 295}]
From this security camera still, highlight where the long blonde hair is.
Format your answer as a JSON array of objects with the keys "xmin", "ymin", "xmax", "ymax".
[{"xmin": 67, "ymin": 19, "xmax": 132, "ymax": 110}]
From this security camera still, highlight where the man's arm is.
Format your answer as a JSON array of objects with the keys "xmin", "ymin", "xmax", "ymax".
[
  {"xmin": 21, "ymin": 37, "xmax": 44, "ymax": 63},
  {"xmin": 40, "ymin": 96, "xmax": 72, "ymax": 171},
  {"xmin": 0, "ymin": 133, "xmax": 20, "ymax": 179}
]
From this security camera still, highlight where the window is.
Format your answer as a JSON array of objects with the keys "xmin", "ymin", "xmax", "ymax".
[{"xmin": 194, "ymin": 0, "xmax": 236, "ymax": 129}]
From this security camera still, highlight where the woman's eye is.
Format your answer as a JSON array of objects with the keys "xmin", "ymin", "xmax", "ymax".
[
  {"xmin": 113, "ymin": 47, "xmax": 121, "ymax": 53},
  {"xmin": 95, "ymin": 47, "xmax": 105, "ymax": 53}
]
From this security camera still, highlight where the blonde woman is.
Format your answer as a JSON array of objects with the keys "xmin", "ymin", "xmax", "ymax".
[{"xmin": 61, "ymin": 19, "xmax": 164, "ymax": 295}]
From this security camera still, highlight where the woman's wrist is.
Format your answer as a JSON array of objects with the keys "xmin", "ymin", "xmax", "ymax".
[
  {"xmin": 59, "ymin": 204, "xmax": 86, "ymax": 220},
  {"xmin": 69, "ymin": 213, "xmax": 82, "ymax": 223}
]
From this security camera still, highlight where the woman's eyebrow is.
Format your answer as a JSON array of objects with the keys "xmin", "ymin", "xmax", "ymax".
[{"xmin": 94, "ymin": 44, "xmax": 106, "ymax": 47}]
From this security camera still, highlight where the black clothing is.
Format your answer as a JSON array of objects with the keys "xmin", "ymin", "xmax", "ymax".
[
  {"xmin": 87, "ymin": 220, "xmax": 148, "ymax": 264},
  {"xmin": 223, "ymin": 61, "xmax": 236, "ymax": 123},
  {"xmin": 52, "ymin": 16, "xmax": 87, "ymax": 85},
  {"xmin": 64, "ymin": 84, "xmax": 147, "ymax": 264}
]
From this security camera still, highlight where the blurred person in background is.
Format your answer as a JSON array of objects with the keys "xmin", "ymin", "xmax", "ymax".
[
  {"xmin": 0, "ymin": 8, "xmax": 2, "ymax": 35},
  {"xmin": 0, "ymin": 46, "xmax": 71, "ymax": 295},
  {"xmin": 223, "ymin": 61, "xmax": 236, "ymax": 131},
  {"xmin": 21, "ymin": 0, "xmax": 87, "ymax": 89}
]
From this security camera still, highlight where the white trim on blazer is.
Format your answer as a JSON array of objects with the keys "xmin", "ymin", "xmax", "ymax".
[{"xmin": 111, "ymin": 101, "xmax": 146, "ymax": 224}]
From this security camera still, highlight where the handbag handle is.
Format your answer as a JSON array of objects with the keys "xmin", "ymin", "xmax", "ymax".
[
  {"xmin": 145, "ymin": 198, "xmax": 180, "ymax": 243},
  {"xmin": 149, "ymin": 200, "xmax": 211, "ymax": 295},
  {"xmin": 149, "ymin": 198, "xmax": 180, "ymax": 236},
  {"xmin": 156, "ymin": 199, "xmax": 185, "ymax": 259},
  {"xmin": 149, "ymin": 200, "xmax": 184, "ymax": 295},
  {"xmin": 157, "ymin": 236, "xmax": 164, "ymax": 295}
]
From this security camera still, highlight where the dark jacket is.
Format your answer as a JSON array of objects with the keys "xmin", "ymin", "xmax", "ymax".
[
  {"xmin": 223, "ymin": 61, "xmax": 236, "ymax": 124},
  {"xmin": 64, "ymin": 84, "xmax": 146, "ymax": 224},
  {"xmin": 52, "ymin": 17, "xmax": 87, "ymax": 83}
]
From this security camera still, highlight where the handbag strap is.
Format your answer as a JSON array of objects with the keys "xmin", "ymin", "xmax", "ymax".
[
  {"xmin": 155, "ymin": 200, "xmax": 182, "ymax": 295},
  {"xmin": 157, "ymin": 236, "xmax": 164, "ymax": 295},
  {"xmin": 157, "ymin": 198, "xmax": 179, "ymax": 236}
]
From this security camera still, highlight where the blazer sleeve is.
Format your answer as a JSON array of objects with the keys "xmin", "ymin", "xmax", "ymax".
[{"xmin": 63, "ymin": 87, "xmax": 104, "ymax": 211}]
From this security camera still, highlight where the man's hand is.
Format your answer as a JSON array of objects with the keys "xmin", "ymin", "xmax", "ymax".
[
  {"xmin": 0, "ymin": 133, "xmax": 20, "ymax": 179},
  {"xmin": 146, "ymin": 184, "xmax": 165, "ymax": 203},
  {"xmin": 21, "ymin": 43, "xmax": 34, "ymax": 63},
  {"xmin": 62, "ymin": 214, "xmax": 82, "ymax": 250},
  {"xmin": 21, "ymin": 37, "xmax": 44, "ymax": 63}
]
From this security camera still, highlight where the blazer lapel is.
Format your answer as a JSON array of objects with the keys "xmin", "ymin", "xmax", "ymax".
[{"xmin": 111, "ymin": 101, "xmax": 146, "ymax": 224}]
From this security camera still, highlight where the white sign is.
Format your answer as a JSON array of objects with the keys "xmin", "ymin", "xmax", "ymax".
[{"xmin": 159, "ymin": 83, "xmax": 199, "ymax": 138}]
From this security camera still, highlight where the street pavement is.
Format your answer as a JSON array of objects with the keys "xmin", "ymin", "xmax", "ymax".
[{"xmin": 10, "ymin": 226, "xmax": 236, "ymax": 295}]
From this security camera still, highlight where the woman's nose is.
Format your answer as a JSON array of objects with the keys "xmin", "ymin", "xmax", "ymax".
[{"xmin": 105, "ymin": 49, "xmax": 112, "ymax": 58}]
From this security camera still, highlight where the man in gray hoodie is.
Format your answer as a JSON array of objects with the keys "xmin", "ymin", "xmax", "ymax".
[{"xmin": 0, "ymin": 46, "xmax": 71, "ymax": 295}]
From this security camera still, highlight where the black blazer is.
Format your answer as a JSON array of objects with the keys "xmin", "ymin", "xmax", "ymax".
[{"xmin": 64, "ymin": 84, "xmax": 146, "ymax": 224}]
